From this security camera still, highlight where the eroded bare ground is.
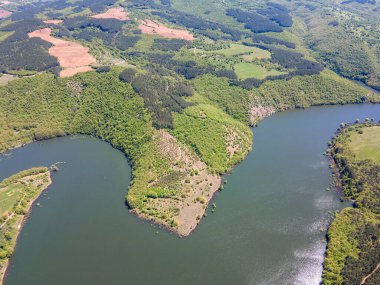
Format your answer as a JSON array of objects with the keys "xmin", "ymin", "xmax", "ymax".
[
  {"xmin": 0, "ymin": 8, "xmax": 11, "ymax": 18},
  {"xmin": 250, "ymin": 105, "xmax": 276, "ymax": 125},
  {"xmin": 133, "ymin": 130, "xmax": 221, "ymax": 236},
  {"xmin": 0, "ymin": 74, "xmax": 17, "ymax": 86},
  {"xmin": 226, "ymin": 128, "xmax": 242, "ymax": 159},
  {"xmin": 43, "ymin": 19, "xmax": 63, "ymax": 25},
  {"xmin": 0, "ymin": 1, "xmax": 11, "ymax": 6},
  {"xmin": 139, "ymin": 19, "xmax": 195, "ymax": 40},
  {"xmin": 91, "ymin": 7, "xmax": 129, "ymax": 21},
  {"xmin": 28, "ymin": 28, "xmax": 96, "ymax": 77}
]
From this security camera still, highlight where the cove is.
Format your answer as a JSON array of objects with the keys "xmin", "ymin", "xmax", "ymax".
[{"xmin": 2, "ymin": 104, "xmax": 380, "ymax": 285}]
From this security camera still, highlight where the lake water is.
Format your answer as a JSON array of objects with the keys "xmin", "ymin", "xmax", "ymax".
[{"xmin": 2, "ymin": 104, "xmax": 380, "ymax": 285}]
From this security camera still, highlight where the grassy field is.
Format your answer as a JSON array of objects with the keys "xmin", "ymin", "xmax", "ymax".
[
  {"xmin": 348, "ymin": 126, "xmax": 380, "ymax": 164},
  {"xmin": 234, "ymin": 62, "xmax": 285, "ymax": 80},
  {"xmin": 134, "ymin": 34, "xmax": 156, "ymax": 52},
  {"xmin": 0, "ymin": 31, "xmax": 13, "ymax": 43},
  {"xmin": 0, "ymin": 184, "xmax": 23, "ymax": 216},
  {"xmin": 209, "ymin": 44, "xmax": 271, "ymax": 59}
]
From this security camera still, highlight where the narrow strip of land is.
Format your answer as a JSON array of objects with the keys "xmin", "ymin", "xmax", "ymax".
[{"xmin": 0, "ymin": 168, "xmax": 52, "ymax": 285}]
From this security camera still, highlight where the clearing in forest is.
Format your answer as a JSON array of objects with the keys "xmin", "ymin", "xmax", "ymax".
[
  {"xmin": 348, "ymin": 125, "xmax": 380, "ymax": 163},
  {"xmin": 43, "ymin": 19, "xmax": 63, "ymax": 25},
  {"xmin": 0, "ymin": 9, "xmax": 11, "ymax": 18},
  {"xmin": 234, "ymin": 62, "xmax": 286, "ymax": 80},
  {"xmin": 212, "ymin": 44, "xmax": 271, "ymax": 59},
  {"xmin": 91, "ymin": 7, "xmax": 129, "ymax": 21},
  {"xmin": 139, "ymin": 19, "xmax": 195, "ymax": 40},
  {"xmin": 28, "ymin": 28, "xmax": 96, "ymax": 78}
]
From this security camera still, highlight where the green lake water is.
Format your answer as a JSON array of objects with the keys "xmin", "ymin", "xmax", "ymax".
[{"xmin": 1, "ymin": 104, "xmax": 379, "ymax": 285}]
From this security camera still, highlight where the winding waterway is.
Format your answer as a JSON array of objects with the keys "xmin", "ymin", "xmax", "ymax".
[{"xmin": 1, "ymin": 104, "xmax": 380, "ymax": 285}]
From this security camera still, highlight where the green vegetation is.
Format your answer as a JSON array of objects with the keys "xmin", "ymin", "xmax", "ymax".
[
  {"xmin": 0, "ymin": 69, "xmax": 251, "ymax": 234},
  {"xmin": 348, "ymin": 126, "xmax": 380, "ymax": 163},
  {"xmin": 234, "ymin": 62, "xmax": 285, "ymax": 80},
  {"xmin": 191, "ymin": 75, "xmax": 252, "ymax": 124},
  {"xmin": 172, "ymin": 93, "xmax": 252, "ymax": 174},
  {"xmin": 323, "ymin": 123, "xmax": 380, "ymax": 285},
  {"xmin": 192, "ymin": 71, "xmax": 378, "ymax": 126},
  {"xmin": 256, "ymin": 70, "xmax": 379, "ymax": 110},
  {"xmin": 294, "ymin": 1, "xmax": 380, "ymax": 90},
  {"xmin": 206, "ymin": 44, "xmax": 271, "ymax": 59},
  {"xmin": 0, "ymin": 0, "xmax": 379, "ymax": 238},
  {"xmin": 0, "ymin": 167, "xmax": 51, "ymax": 283}
]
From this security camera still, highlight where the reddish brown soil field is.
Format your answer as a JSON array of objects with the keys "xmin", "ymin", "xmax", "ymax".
[
  {"xmin": 60, "ymin": 66, "xmax": 94, "ymax": 78},
  {"xmin": 28, "ymin": 28, "xmax": 96, "ymax": 77},
  {"xmin": 91, "ymin": 7, "xmax": 129, "ymax": 21},
  {"xmin": 139, "ymin": 19, "xmax": 195, "ymax": 41},
  {"xmin": 0, "ymin": 1, "xmax": 12, "ymax": 6},
  {"xmin": 43, "ymin": 19, "xmax": 63, "ymax": 25},
  {"xmin": 0, "ymin": 9, "xmax": 11, "ymax": 18}
]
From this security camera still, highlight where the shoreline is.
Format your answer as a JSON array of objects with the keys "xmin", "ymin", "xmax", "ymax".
[
  {"xmin": 130, "ymin": 176, "xmax": 222, "ymax": 238},
  {"xmin": 0, "ymin": 170, "xmax": 52, "ymax": 285},
  {"xmin": 0, "ymin": 103, "xmax": 379, "ymax": 238},
  {"xmin": 322, "ymin": 122, "xmax": 380, "ymax": 284}
]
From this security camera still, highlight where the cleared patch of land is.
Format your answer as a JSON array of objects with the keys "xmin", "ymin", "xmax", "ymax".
[
  {"xmin": 234, "ymin": 62, "xmax": 286, "ymax": 80},
  {"xmin": 28, "ymin": 28, "xmax": 96, "ymax": 77},
  {"xmin": 43, "ymin": 19, "xmax": 63, "ymax": 25},
  {"xmin": 91, "ymin": 7, "xmax": 129, "ymax": 21},
  {"xmin": 0, "ymin": 9, "xmax": 11, "ymax": 18},
  {"xmin": 348, "ymin": 125, "xmax": 380, "ymax": 163},
  {"xmin": 250, "ymin": 105, "xmax": 276, "ymax": 124},
  {"xmin": 60, "ymin": 66, "xmax": 94, "ymax": 78},
  {"xmin": 0, "ymin": 74, "xmax": 17, "ymax": 86},
  {"xmin": 139, "ymin": 19, "xmax": 194, "ymax": 41},
  {"xmin": 0, "ymin": 167, "xmax": 52, "ymax": 284}
]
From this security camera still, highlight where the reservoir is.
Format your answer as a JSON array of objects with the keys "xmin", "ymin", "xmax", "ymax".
[{"xmin": 2, "ymin": 104, "xmax": 380, "ymax": 285}]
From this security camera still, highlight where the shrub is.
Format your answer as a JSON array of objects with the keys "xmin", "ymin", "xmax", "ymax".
[{"xmin": 119, "ymin": 68, "xmax": 137, "ymax": 83}]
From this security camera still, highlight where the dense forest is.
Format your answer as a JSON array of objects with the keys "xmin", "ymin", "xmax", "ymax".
[{"xmin": 0, "ymin": 19, "xmax": 59, "ymax": 72}]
